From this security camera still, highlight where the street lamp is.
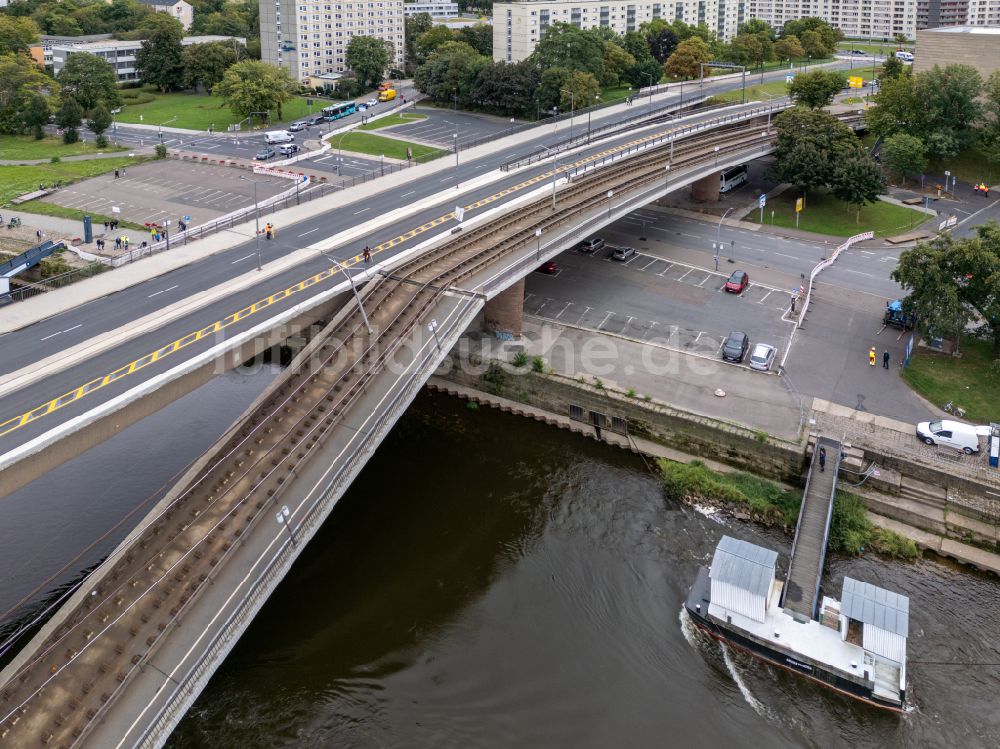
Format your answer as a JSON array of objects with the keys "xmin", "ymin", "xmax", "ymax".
[
  {"xmin": 587, "ymin": 93, "xmax": 600, "ymax": 141},
  {"xmin": 275, "ymin": 505, "xmax": 296, "ymax": 544},
  {"xmin": 715, "ymin": 207, "xmax": 733, "ymax": 270},
  {"xmin": 664, "ymin": 163, "xmax": 670, "ymax": 191},
  {"xmin": 560, "ymin": 88, "xmax": 575, "ymax": 141},
  {"xmin": 509, "ymin": 117, "xmax": 515, "ymax": 136},
  {"xmin": 158, "ymin": 116, "xmax": 177, "ymax": 142},
  {"xmin": 714, "ymin": 145, "xmax": 720, "ymax": 167},
  {"xmin": 535, "ymin": 227, "xmax": 542, "ymax": 260},
  {"xmin": 322, "ymin": 250, "xmax": 373, "ymax": 335},
  {"xmin": 379, "ymin": 153, "xmax": 385, "ymax": 177},
  {"xmin": 541, "ymin": 145, "xmax": 558, "ymax": 210},
  {"xmin": 607, "ymin": 189, "xmax": 614, "ymax": 219},
  {"xmin": 642, "ymin": 72, "xmax": 654, "ymax": 116},
  {"xmin": 428, "ymin": 318, "xmax": 442, "ymax": 350},
  {"xmin": 238, "ymin": 175, "xmax": 264, "ymax": 271}
]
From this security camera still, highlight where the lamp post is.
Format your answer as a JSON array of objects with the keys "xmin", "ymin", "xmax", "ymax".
[
  {"xmin": 428, "ymin": 318, "xmax": 442, "ymax": 350},
  {"xmin": 379, "ymin": 153, "xmax": 385, "ymax": 177},
  {"xmin": 275, "ymin": 505, "xmax": 296, "ymax": 545},
  {"xmin": 509, "ymin": 117, "xmax": 515, "ymax": 136},
  {"xmin": 560, "ymin": 88, "xmax": 575, "ymax": 141},
  {"xmin": 715, "ymin": 207, "xmax": 733, "ymax": 270},
  {"xmin": 714, "ymin": 145, "xmax": 720, "ymax": 167},
  {"xmin": 607, "ymin": 189, "xmax": 614, "ymax": 219},
  {"xmin": 535, "ymin": 227, "xmax": 542, "ymax": 260},
  {"xmin": 238, "ymin": 175, "xmax": 263, "ymax": 271},
  {"xmin": 664, "ymin": 163, "xmax": 670, "ymax": 191},
  {"xmin": 541, "ymin": 145, "xmax": 558, "ymax": 210},
  {"xmin": 322, "ymin": 250, "xmax": 373, "ymax": 335},
  {"xmin": 642, "ymin": 72, "xmax": 654, "ymax": 116},
  {"xmin": 587, "ymin": 93, "xmax": 599, "ymax": 141}
]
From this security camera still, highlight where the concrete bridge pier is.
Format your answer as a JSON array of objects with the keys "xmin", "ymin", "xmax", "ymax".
[
  {"xmin": 483, "ymin": 278, "xmax": 524, "ymax": 337},
  {"xmin": 691, "ymin": 172, "xmax": 720, "ymax": 202}
]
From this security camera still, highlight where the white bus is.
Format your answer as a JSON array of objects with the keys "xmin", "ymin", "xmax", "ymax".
[
  {"xmin": 720, "ymin": 164, "xmax": 749, "ymax": 193},
  {"xmin": 895, "ymin": 50, "xmax": 914, "ymax": 62}
]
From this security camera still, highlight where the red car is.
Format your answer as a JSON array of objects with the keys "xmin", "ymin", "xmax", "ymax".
[
  {"xmin": 536, "ymin": 261, "xmax": 558, "ymax": 274},
  {"xmin": 725, "ymin": 269, "xmax": 749, "ymax": 294}
]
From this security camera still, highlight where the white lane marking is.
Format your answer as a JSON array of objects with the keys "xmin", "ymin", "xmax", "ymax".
[
  {"xmin": 401, "ymin": 190, "xmax": 416, "ymax": 197},
  {"xmin": 231, "ymin": 252, "xmax": 256, "ymax": 264},
  {"xmin": 637, "ymin": 258, "xmax": 657, "ymax": 271},
  {"xmin": 297, "ymin": 228, "xmax": 320, "ymax": 237},
  {"xmin": 773, "ymin": 252, "xmax": 797, "ymax": 259},
  {"xmin": 680, "ymin": 233, "xmax": 700, "ymax": 239},
  {"xmin": 697, "ymin": 274, "xmax": 710, "ymax": 287},
  {"xmin": 354, "ymin": 207, "xmax": 370, "ymax": 214},
  {"xmin": 39, "ymin": 324, "xmax": 82, "ymax": 342},
  {"xmin": 845, "ymin": 269, "xmax": 875, "ymax": 277},
  {"xmin": 148, "ymin": 285, "xmax": 179, "ymax": 298}
]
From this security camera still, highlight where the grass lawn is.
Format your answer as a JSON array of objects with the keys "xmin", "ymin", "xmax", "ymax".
[
  {"xmin": 0, "ymin": 156, "xmax": 146, "ymax": 206},
  {"xmin": 358, "ymin": 113, "xmax": 427, "ymax": 131},
  {"xmin": 331, "ymin": 131, "xmax": 445, "ymax": 161},
  {"xmin": 744, "ymin": 188, "xmax": 928, "ymax": 238},
  {"xmin": 928, "ymin": 147, "xmax": 1000, "ymax": 186},
  {"xmin": 902, "ymin": 337, "xmax": 997, "ymax": 424},
  {"xmin": 710, "ymin": 80, "xmax": 789, "ymax": 103},
  {"xmin": 113, "ymin": 93, "xmax": 316, "ymax": 131},
  {"xmin": 0, "ymin": 135, "xmax": 126, "ymax": 161},
  {"xmin": 15, "ymin": 199, "xmax": 145, "ymax": 230}
]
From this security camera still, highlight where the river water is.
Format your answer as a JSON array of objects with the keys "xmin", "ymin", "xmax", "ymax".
[{"xmin": 4, "ymin": 371, "xmax": 1000, "ymax": 747}]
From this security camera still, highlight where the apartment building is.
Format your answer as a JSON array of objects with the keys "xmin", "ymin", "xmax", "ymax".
[
  {"xmin": 746, "ymin": 0, "xmax": 917, "ymax": 41},
  {"xmin": 50, "ymin": 36, "xmax": 245, "ymax": 82},
  {"xmin": 403, "ymin": 1, "xmax": 460, "ymax": 17},
  {"xmin": 260, "ymin": 0, "xmax": 406, "ymax": 83},
  {"xmin": 494, "ymin": 0, "xmax": 746, "ymax": 62}
]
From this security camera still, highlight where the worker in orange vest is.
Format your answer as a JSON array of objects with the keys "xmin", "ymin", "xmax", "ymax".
[{"xmin": 869, "ymin": 346, "xmax": 876, "ymax": 366}]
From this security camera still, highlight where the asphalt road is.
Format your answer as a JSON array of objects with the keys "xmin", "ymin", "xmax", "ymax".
[{"xmin": 0, "ymin": 63, "xmax": 860, "ymax": 455}]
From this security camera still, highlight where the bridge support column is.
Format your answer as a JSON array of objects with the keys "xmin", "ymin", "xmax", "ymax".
[
  {"xmin": 691, "ymin": 172, "xmax": 720, "ymax": 202},
  {"xmin": 483, "ymin": 279, "xmax": 524, "ymax": 337}
]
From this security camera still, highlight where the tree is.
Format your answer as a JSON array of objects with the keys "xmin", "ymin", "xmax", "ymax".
[
  {"xmin": 457, "ymin": 24, "xmax": 491, "ymax": 56},
  {"xmin": 0, "ymin": 15, "xmax": 39, "ymax": 55},
  {"xmin": 781, "ymin": 17, "xmax": 840, "ymax": 55},
  {"xmin": 913, "ymin": 64, "xmax": 983, "ymax": 159},
  {"xmin": 182, "ymin": 41, "xmax": 238, "ymax": 91},
  {"xmin": 529, "ymin": 23, "xmax": 605, "ymax": 79},
  {"xmin": 135, "ymin": 10, "xmax": 185, "ymax": 38},
  {"xmin": 22, "ymin": 92, "xmax": 49, "ymax": 139},
  {"xmin": 880, "ymin": 55, "xmax": 904, "ymax": 80},
  {"xmin": 664, "ymin": 37, "xmax": 710, "ymax": 80},
  {"xmin": 738, "ymin": 19, "xmax": 774, "ymax": 39},
  {"xmin": 536, "ymin": 65, "xmax": 572, "ymax": 113},
  {"xmin": 866, "ymin": 73, "xmax": 919, "ymax": 140},
  {"xmin": 213, "ymin": 59, "xmax": 296, "ymax": 119},
  {"xmin": 980, "ymin": 70, "xmax": 1000, "ymax": 168},
  {"xmin": 799, "ymin": 30, "xmax": 828, "ymax": 59},
  {"xmin": 774, "ymin": 35, "xmax": 804, "ymax": 61},
  {"xmin": 56, "ymin": 96, "xmax": 82, "ymax": 144},
  {"xmin": 56, "ymin": 53, "xmax": 122, "ymax": 111},
  {"xmin": 894, "ymin": 33, "xmax": 908, "ymax": 45},
  {"xmin": 893, "ymin": 223, "xmax": 1000, "ymax": 355},
  {"xmin": 830, "ymin": 155, "xmax": 885, "ymax": 221},
  {"xmin": 560, "ymin": 70, "xmax": 600, "ymax": 110},
  {"xmin": 345, "ymin": 35, "xmax": 392, "ymax": 89},
  {"xmin": 881, "ymin": 133, "xmax": 927, "ymax": 185},
  {"xmin": 601, "ymin": 41, "xmax": 635, "ymax": 86},
  {"xmin": 644, "ymin": 22, "xmax": 678, "ymax": 64},
  {"xmin": 404, "ymin": 12, "xmax": 433, "ymax": 73},
  {"xmin": 87, "ymin": 101, "xmax": 112, "ymax": 147},
  {"xmin": 0, "ymin": 52, "xmax": 55, "ymax": 135},
  {"xmin": 415, "ymin": 26, "xmax": 454, "ymax": 64},
  {"xmin": 135, "ymin": 17, "xmax": 185, "ymax": 92},
  {"xmin": 414, "ymin": 41, "xmax": 483, "ymax": 102},
  {"xmin": 768, "ymin": 107, "xmax": 862, "ymax": 193},
  {"xmin": 788, "ymin": 69, "xmax": 845, "ymax": 108}
]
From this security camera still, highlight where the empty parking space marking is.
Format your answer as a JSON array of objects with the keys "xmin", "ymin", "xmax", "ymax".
[
  {"xmin": 757, "ymin": 290, "xmax": 773, "ymax": 304},
  {"xmin": 598, "ymin": 311, "xmax": 614, "ymax": 330},
  {"xmin": 148, "ymin": 285, "xmax": 179, "ymax": 298},
  {"xmin": 636, "ymin": 258, "xmax": 658, "ymax": 271},
  {"xmin": 554, "ymin": 302, "xmax": 572, "ymax": 319},
  {"xmin": 676, "ymin": 268, "xmax": 693, "ymax": 281},
  {"xmin": 656, "ymin": 263, "xmax": 675, "ymax": 276},
  {"xmin": 697, "ymin": 274, "xmax": 711, "ymax": 287}
]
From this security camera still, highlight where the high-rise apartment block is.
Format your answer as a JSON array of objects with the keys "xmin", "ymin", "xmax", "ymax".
[
  {"xmin": 260, "ymin": 0, "xmax": 406, "ymax": 83},
  {"xmin": 746, "ymin": 0, "xmax": 917, "ymax": 40}
]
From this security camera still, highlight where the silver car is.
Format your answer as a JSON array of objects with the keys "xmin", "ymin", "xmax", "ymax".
[
  {"xmin": 612, "ymin": 246, "xmax": 636, "ymax": 261},
  {"xmin": 748, "ymin": 343, "xmax": 776, "ymax": 371}
]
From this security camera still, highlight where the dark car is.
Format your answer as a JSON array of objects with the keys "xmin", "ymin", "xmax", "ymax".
[
  {"xmin": 306, "ymin": 115, "xmax": 325, "ymax": 126},
  {"xmin": 612, "ymin": 246, "xmax": 637, "ymax": 261},
  {"xmin": 536, "ymin": 261, "xmax": 558, "ymax": 274},
  {"xmin": 288, "ymin": 121, "xmax": 307, "ymax": 132},
  {"xmin": 578, "ymin": 237, "xmax": 605, "ymax": 253},
  {"xmin": 722, "ymin": 331, "xmax": 750, "ymax": 362},
  {"xmin": 725, "ymin": 269, "xmax": 749, "ymax": 294},
  {"xmin": 851, "ymin": 49, "xmax": 867, "ymax": 55},
  {"xmin": 254, "ymin": 147, "xmax": 276, "ymax": 161}
]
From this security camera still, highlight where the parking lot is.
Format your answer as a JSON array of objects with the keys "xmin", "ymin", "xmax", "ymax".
[
  {"xmin": 41, "ymin": 160, "xmax": 289, "ymax": 227},
  {"xmin": 386, "ymin": 108, "xmax": 518, "ymax": 148},
  {"xmin": 525, "ymin": 241, "xmax": 794, "ymax": 365}
]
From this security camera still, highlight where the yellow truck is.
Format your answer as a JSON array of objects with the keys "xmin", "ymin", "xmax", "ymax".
[{"xmin": 378, "ymin": 88, "xmax": 396, "ymax": 102}]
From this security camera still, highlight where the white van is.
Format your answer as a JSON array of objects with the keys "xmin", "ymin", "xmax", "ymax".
[
  {"xmin": 916, "ymin": 419, "xmax": 980, "ymax": 454},
  {"xmin": 895, "ymin": 50, "xmax": 914, "ymax": 62},
  {"xmin": 264, "ymin": 130, "xmax": 294, "ymax": 145}
]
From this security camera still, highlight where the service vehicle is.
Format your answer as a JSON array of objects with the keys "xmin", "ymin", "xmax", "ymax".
[{"xmin": 916, "ymin": 420, "xmax": 982, "ymax": 454}]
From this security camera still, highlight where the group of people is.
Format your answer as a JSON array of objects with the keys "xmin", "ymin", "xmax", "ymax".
[
  {"xmin": 113, "ymin": 169, "xmax": 127, "ymax": 179},
  {"xmin": 974, "ymin": 182, "xmax": 991, "ymax": 197},
  {"xmin": 114, "ymin": 235, "xmax": 131, "ymax": 250},
  {"xmin": 868, "ymin": 346, "xmax": 891, "ymax": 368},
  {"xmin": 103, "ymin": 220, "xmax": 121, "ymax": 231}
]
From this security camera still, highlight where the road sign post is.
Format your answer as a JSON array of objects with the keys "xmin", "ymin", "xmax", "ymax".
[
  {"xmin": 759, "ymin": 193, "xmax": 766, "ymax": 223},
  {"xmin": 795, "ymin": 196, "xmax": 803, "ymax": 228}
]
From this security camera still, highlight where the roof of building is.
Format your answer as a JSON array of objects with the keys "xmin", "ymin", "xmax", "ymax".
[
  {"xmin": 50, "ymin": 39, "xmax": 143, "ymax": 51},
  {"xmin": 710, "ymin": 535, "xmax": 777, "ymax": 599},
  {"xmin": 923, "ymin": 25, "xmax": 1000, "ymax": 34},
  {"xmin": 840, "ymin": 577, "xmax": 909, "ymax": 638}
]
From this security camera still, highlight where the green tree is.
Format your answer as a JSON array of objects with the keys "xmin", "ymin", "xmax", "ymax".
[
  {"xmin": 774, "ymin": 35, "xmax": 804, "ymax": 61},
  {"xmin": 881, "ymin": 133, "xmax": 927, "ymax": 185},
  {"xmin": 415, "ymin": 26, "xmax": 455, "ymax": 64},
  {"xmin": 213, "ymin": 59, "xmax": 296, "ymax": 119},
  {"xmin": 529, "ymin": 23, "xmax": 605, "ymax": 79},
  {"xmin": 913, "ymin": 64, "xmax": 983, "ymax": 159},
  {"xmin": 0, "ymin": 15, "xmax": 40, "ymax": 55},
  {"xmin": 781, "ymin": 17, "xmax": 840, "ymax": 55},
  {"xmin": 560, "ymin": 70, "xmax": 600, "ymax": 109},
  {"xmin": 601, "ymin": 41, "xmax": 635, "ymax": 86},
  {"xmin": 404, "ymin": 12, "xmax": 433, "ymax": 73},
  {"xmin": 980, "ymin": 70, "xmax": 1000, "ymax": 169},
  {"xmin": 881, "ymin": 55, "xmax": 904, "ymax": 80},
  {"xmin": 0, "ymin": 52, "xmax": 55, "ymax": 134},
  {"xmin": 768, "ymin": 107, "xmax": 862, "ymax": 193},
  {"xmin": 830, "ymin": 155, "xmax": 885, "ymax": 221},
  {"xmin": 414, "ymin": 41, "xmax": 482, "ymax": 101},
  {"xmin": 536, "ymin": 65, "xmax": 572, "ymax": 113},
  {"xmin": 893, "ymin": 223, "xmax": 1000, "ymax": 354},
  {"xmin": 866, "ymin": 73, "xmax": 919, "ymax": 140},
  {"xmin": 22, "ymin": 91, "xmax": 49, "ymax": 139},
  {"xmin": 894, "ymin": 33, "xmax": 908, "ymax": 45},
  {"xmin": 664, "ymin": 37, "xmax": 710, "ymax": 79},
  {"xmin": 345, "ymin": 35, "xmax": 392, "ymax": 89},
  {"xmin": 788, "ymin": 69, "xmax": 845, "ymax": 108},
  {"xmin": 799, "ymin": 29, "xmax": 827, "ymax": 59},
  {"xmin": 642, "ymin": 19, "xmax": 678, "ymax": 63},
  {"xmin": 56, "ymin": 96, "xmax": 82, "ymax": 144},
  {"xmin": 87, "ymin": 101, "xmax": 112, "ymax": 146},
  {"xmin": 182, "ymin": 41, "xmax": 238, "ymax": 91},
  {"xmin": 135, "ymin": 10, "xmax": 185, "ymax": 37},
  {"xmin": 135, "ymin": 17, "xmax": 185, "ymax": 91},
  {"xmin": 457, "ymin": 24, "xmax": 491, "ymax": 56},
  {"xmin": 738, "ymin": 19, "xmax": 773, "ymax": 38},
  {"xmin": 56, "ymin": 52, "xmax": 122, "ymax": 111}
]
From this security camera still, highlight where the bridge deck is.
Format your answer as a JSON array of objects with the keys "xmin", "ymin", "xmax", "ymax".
[{"xmin": 782, "ymin": 437, "xmax": 841, "ymax": 621}]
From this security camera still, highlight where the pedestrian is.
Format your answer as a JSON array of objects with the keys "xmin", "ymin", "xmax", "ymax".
[
  {"xmin": 819, "ymin": 446, "xmax": 827, "ymax": 472},
  {"xmin": 363, "ymin": 245, "xmax": 371, "ymax": 263},
  {"xmin": 974, "ymin": 183, "xmax": 980, "ymax": 195},
  {"xmin": 121, "ymin": 168, "xmax": 126, "ymax": 177},
  {"xmin": 103, "ymin": 221, "xmax": 108, "ymax": 231},
  {"xmin": 883, "ymin": 350, "xmax": 890, "ymax": 369},
  {"xmin": 35, "ymin": 229, "xmax": 42, "ymax": 241},
  {"xmin": 869, "ymin": 346, "xmax": 876, "ymax": 366},
  {"xmin": 115, "ymin": 236, "xmax": 121, "ymax": 250},
  {"xmin": 265, "ymin": 223, "xmax": 273, "ymax": 240},
  {"xmin": 986, "ymin": 184, "xmax": 991, "ymax": 198},
  {"xmin": 123, "ymin": 235, "xmax": 129, "ymax": 249},
  {"xmin": 114, "ymin": 169, "xmax": 119, "ymax": 179}
]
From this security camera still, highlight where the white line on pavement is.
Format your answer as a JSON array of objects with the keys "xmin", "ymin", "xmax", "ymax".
[
  {"xmin": 354, "ymin": 207, "xmax": 370, "ymax": 214},
  {"xmin": 231, "ymin": 253, "xmax": 255, "ymax": 264},
  {"xmin": 401, "ymin": 190, "xmax": 416, "ymax": 197},
  {"xmin": 554, "ymin": 302, "xmax": 572, "ymax": 319},
  {"xmin": 39, "ymin": 324, "xmax": 82, "ymax": 342},
  {"xmin": 598, "ymin": 311, "xmax": 614, "ymax": 329},
  {"xmin": 148, "ymin": 285, "xmax": 179, "ymax": 298},
  {"xmin": 773, "ymin": 252, "xmax": 797, "ymax": 259},
  {"xmin": 297, "ymin": 228, "xmax": 320, "ymax": 237}
]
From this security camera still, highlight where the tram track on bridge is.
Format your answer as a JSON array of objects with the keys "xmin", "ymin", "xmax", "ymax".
[{"xmin": 0, "ymin": 113, "xmax": 859, "ymax": 747}]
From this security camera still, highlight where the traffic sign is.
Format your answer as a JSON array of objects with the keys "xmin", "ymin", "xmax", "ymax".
[
  {"xmin": 795, "ymin": 197, "xmax": 803, "ymax": 212},
  {"xmin": 759, "ymin": 194, "xmax": 766, "ymax": 208},
  {"xmin": 786, "ymin": 73, "xmax": 795, "ymax": 83},
  {"xmin": 848, "ymin": 76, "xmax": 863, "ymax": 89}
]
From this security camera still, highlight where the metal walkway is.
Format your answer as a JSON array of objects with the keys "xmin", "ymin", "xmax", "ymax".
[{"xmin": 781, "ymin": 437, "xmax": 841, "ymax": 620}]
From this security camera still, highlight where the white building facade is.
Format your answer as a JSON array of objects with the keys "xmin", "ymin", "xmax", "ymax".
[
  {"xmin": 494, "ymin": 0, "xmax": 746, "ymax": 62},
  {"xmin": 260, "ymin": 0, "xmax": 406, "ymax": 83},
  {"xmin": 403, "ymin": 1, "xmax": 460, "ymax": 17},
  {"xmin": 51, "ymin": 36, "xmax": 245, "ymax": 82},
  {"xmin": 746, "ymin": 0, "xmax": 917, "ymax": 40}
]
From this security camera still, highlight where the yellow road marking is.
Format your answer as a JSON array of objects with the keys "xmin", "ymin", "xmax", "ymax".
[{"xmin": 0, "ymin": 117, "xmax": 702, "ymax": 441}]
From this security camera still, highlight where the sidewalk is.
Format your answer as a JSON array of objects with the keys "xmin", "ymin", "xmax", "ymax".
[{"xmin": 0, "ymin": 148, "xmax": 153, "ymax": 166}]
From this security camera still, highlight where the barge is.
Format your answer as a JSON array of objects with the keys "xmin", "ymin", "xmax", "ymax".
[{"xmin": 685, "ymin": 535, "xmax": 909, "ymax": 711}]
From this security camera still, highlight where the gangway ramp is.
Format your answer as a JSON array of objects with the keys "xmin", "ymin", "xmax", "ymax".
[{"xmin": 782, "ymin": 437, "xmax": 842, "ymax": 620}]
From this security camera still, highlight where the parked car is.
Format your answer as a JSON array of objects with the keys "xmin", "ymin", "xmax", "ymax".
[
  {"xmin": 721, "ymin": 331, "xmax": 750, "ymax": 362},
  {"xmin": 288, "ymin": 121, "xmax": 307, "ymax": 132},
  {"xmin": 254, "ymin": 147, "xmax": 276, "ymax": 161},
  {"xmin": 366, "ymin": 98, "xmax": 379, "ymax": 107},
  {"xmin": 536, "ymin": 261, "xmax": 558, "ymax": 274},
  {"xmin": 578, "ymin": 237, "xmax": 605, "ymax": 253},
  {"xmin": 278, "ymin": 144, "xmax": 300, "ymax": 156},
  {"xmin": 851, "ymin": 49, "xmax": 867, "ymax": 55},
  {"xmin": 916, "ymin": 420, "xmax": 982, "ymax": 454},
  {"xmin": 612, "ymin": 246, "xmax": 636, "ymax": 261},
  {"xmin": 748, "ymin": 343, "xmax": 776, "ymax": 371},
  {"xmin": 725, "ymin": 269, "xmax": 749, "ymax": 294}
]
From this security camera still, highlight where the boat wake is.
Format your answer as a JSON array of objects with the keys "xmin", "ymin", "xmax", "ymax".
[{"xmin": 720, "ymin": 641, "xmax": 774, "ymax": 721}]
